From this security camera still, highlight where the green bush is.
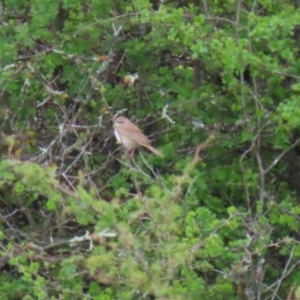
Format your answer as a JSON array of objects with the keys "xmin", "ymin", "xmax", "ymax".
[{"xmin": 1, "ymin": 0, "xmax": 300, "ymax": 299}]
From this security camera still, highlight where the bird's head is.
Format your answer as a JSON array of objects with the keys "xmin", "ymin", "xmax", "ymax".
[{"xmin": 114, "ymin": 116, "xmax": 128, "ymax": 127}]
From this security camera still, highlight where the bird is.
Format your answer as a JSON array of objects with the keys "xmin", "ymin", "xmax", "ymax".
[{"xmin": 113, "ymin": 116, "xmax": 163, "ymax": 157}]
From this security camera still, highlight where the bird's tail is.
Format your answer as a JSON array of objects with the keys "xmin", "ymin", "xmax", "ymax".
[{"xmin": 145, "ymin": 145, "xmax": 163, "ymax": 157}]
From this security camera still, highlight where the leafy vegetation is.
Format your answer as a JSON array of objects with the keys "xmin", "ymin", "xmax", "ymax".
[{"xmin": 1, "ymin": 0, "xmax": 300, "ymax": 299}]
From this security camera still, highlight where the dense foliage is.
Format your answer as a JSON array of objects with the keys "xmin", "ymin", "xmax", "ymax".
[{"xmin": 1, "ymin": 0, "xmax": 300, "ymax": 299}]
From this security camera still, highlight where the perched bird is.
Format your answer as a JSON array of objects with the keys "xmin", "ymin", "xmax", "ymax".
[{"xmin": 114, "ymin": 116, "xmax": 163, "ymax": 157}]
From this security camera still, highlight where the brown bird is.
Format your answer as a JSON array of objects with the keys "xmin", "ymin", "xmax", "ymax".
[{"xmin": 114, "ymin": 116, "xmax": 163, "ymax": 157}]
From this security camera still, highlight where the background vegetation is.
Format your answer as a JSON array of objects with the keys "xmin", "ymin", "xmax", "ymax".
[{"xmin": 1, "ymin": 0, "xmax": 300, "ymax": 299}]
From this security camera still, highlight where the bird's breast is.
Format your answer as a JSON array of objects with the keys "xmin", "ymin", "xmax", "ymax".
[{"xmin": 114, "ymin": 128, "xmax": 121, "ymax": 142}]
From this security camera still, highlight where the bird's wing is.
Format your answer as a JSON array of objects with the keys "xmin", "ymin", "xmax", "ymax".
[{"xmin": 117, "ymin": 123, "xmax": 151, "ymax": 146}]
